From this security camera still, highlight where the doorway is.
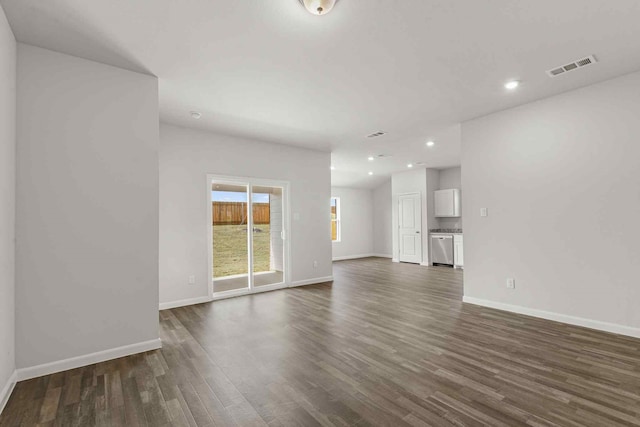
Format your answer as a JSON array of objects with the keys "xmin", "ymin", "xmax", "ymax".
[
  {"xmin": 398, "ymin": 192, "xmax": 422, "ymax": 263},
  {"xmin": 208, "ymin": 176, "xmax": 289, "ymax": 298}
]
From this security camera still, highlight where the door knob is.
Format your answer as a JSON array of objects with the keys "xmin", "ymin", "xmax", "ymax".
[{"xmin": 416, "ymin": 231, "xmax": 420, "ymax": 233}]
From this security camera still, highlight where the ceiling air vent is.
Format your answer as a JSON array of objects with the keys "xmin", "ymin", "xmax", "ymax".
[
  {"xmin": 546, "ymin": 55, "xmax": 597, "ymax": 78},
  {"xmin": 367, "ymin": 131, "xmax": 386, "ymax": 138}
]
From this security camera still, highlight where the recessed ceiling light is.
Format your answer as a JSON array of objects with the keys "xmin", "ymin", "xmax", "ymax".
[
  {"xmin": 368, "ymin": 171, "xmax": 373, "ymax": 176},
  {"xmin": 367, "ymin": 156, "xmax": 374, "ymax": 161},
  {"xmin": 367, "ymin": 131, "xmax": 386, "ymax": 138},
  {"xmin": 299, "ymin": 0, "xmax": 339, "ymax": 15},
  {"xmin": 407, "ymin": 164, "xmax": 413, "ymax": 168},
  {"xmin": 190, "ymin": 111, "xmax": 202, "ymax": 119},
  {"xmin": 504, "ymin": 80, "xmax": 520, "ymax": 90},
  {"xmin": 330, "ymin": 166, "xmax": 335, "ymax": 170},
  {"xmin": 426, "ymin": 140, "xmax": 435, "ymax": 147}
]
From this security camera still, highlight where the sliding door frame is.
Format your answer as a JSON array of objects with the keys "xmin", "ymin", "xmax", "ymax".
[{"xmin": 206, "ymin": 174, "xmax": 291, "ymax": 301}]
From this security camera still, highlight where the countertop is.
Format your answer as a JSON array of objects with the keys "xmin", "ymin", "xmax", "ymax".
[{"xmin": 429, "ymin": 229, "xmax": 463, "ymax": 234}]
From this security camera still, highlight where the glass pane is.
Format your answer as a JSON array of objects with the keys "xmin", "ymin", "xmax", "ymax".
[
  {"xmin": 331, "ymin": 198, "xmax": 338, "ymax": 240},
  {"xmin": 212, "ymin": 182, "xmax": 249, "ymax": 292},
  {"xmin": 252, "ymin": 186, "xmax": 284, "ymax": 287}
]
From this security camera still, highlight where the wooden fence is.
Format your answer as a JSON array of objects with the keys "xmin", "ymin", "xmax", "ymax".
[{"xmin": 212, "ymin": 202, "xmax": 270, "ymax": 225}]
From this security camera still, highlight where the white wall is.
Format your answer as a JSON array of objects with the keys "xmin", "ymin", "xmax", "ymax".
[
  {"xmin": 372, "ymin": 180, "xmax": 392, "ymax": 257},
  {"xmin": 269, "ymin": 189, "xmax": 284, "ymax": 271},
  {"xmin": 437, "ymin": 167, "xmax": 462, "ymax": 230},
  {"xmin": 331, "ymin": 187, "xmax": 374, "ymax": 260},
  {"xmin": 16, "ymin": 44, "xmax": 160, "ymax": 369},
  {"xmin": 159, "ymin": 123, "xmax": 332, "ymax": 305},
  {"xmin": 0, "ymin": 3, "xmax": 16, "ymax": 403},
  {"xmin": 462, "ymin": 70, "xmax": 640, "ymax": 336},
  {"xmin": 425, "ymin": 168, "xmax": 440, "ymax": 235}
]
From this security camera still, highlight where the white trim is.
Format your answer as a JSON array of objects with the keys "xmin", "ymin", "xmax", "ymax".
[
  {"xmin": 463, "ymin": 296, "xmax": 640, "ymax": 339},
  {"xmin": 247, "ymin": 182, "xmax": 255, "ymax": 289},
  {"xmin": 16, "ymin": 338, "xmax": 162, "ymax": 381},
  {"xmin": 161, "ymin": 276, "xmax": 334, "ymax": 306},
  {"xmin": 332, "ymin": 253, "xmax": 377, "ymax": 261},
  {"xmin": 160, "ymin": 296, "xmax": 212, "ymax": 310},
  {"xmin": 206, "ymin": 176, "xmax": 214, "ymax": 300},
  {"xmin": 211, "ymin": 282, "xmax": 289, "ymax": 301},
  {"xmin": 392, "ymin": 258, "xmax": 399, "ymax": 263},
  {"xmin": 372, "ymin": 253, "xmax": 393, "ymax": 259},
  {"xmin": 0, "ymin": 370, "xmax": 17, "ymax": 415},
  {"xmin": 332, "ymin": 254, "xmax": 392, "ymax": 261},
  {"xmin": 290, "ymin": 276, "xmax": 334, "ymax": 288},
  {"xmin": 420, "ymin": 262, "xmax": 432, "ymax": 266},
  {"xmin": 160, "ymin": 276, "xmax": 334, "ymax": 309}
]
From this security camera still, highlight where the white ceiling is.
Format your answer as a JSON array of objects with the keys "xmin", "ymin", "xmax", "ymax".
[{"xmin": 3, "ymin": 0, "xmax": 640, "ymax": 188}]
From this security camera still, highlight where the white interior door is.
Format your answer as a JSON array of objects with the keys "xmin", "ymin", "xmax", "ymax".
[{"xmin": 398, "ymin": 193, "xmax": 422, "ymax": 264}]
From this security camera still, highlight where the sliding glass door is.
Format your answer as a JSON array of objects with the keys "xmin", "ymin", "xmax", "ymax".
[
  {"xmin": 211, "ymin": 182, "xmax": 250, "ymax": 292},
  {"xmin": 210, "ymin": 177, "xmax": 288, "ymax": 297},
  {"xmin": 252, "ymin": 186, "xmax": 284, "ymax": 288}
]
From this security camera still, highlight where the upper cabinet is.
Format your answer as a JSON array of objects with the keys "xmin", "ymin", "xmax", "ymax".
[{"xmin": 434, "ymin": 189, "xmax": 461, "ymax": 217}]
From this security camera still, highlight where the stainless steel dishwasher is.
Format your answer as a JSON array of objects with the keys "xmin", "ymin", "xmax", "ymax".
[{"xmin": 431, "ymin": 235, "xmax": 454, "ymax": 266}]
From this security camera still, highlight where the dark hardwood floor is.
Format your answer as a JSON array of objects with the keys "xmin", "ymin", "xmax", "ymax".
[{"xmin": 2, "ymin": 257, "xmax": 640, "ymax": 426}]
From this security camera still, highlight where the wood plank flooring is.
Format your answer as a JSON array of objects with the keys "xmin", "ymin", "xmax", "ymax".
[{"xmin": 2, "ymin": 257, "xmax": 640, "ymax": 426}]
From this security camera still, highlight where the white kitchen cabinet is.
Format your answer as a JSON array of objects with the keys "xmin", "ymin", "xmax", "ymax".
[
  {"xmin": 454, "ymin": 234, "xmax": 464, "ymax": 268},
  {"xmin": 434, "ymin": 189, "xmax": 461, "ymax": 217}
]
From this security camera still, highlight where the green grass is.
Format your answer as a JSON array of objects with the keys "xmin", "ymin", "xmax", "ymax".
[{"xmin": 213, "ymin": 224, "xmax": 271, "ymax": 277}]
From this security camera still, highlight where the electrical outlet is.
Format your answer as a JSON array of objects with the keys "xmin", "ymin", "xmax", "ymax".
[
  {"xmin": 506, "ymin": 278, "xmax": 515, "ymax": 289},
  {"xmin": 313, "ymin": 260, "xmax": 318, "ymax": 268},
  {"xmin": 480, "ymin": 207, "xmax": 488, "ymax": 217},
  {"xmin": 188, "ymin": 275, "xmax": 196, "ymax": 285}
]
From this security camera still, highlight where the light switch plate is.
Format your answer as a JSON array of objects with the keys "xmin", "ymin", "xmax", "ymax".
[
  {"xmin": 506, "ymin": 278, "xmax": 515, "ymax": 289},
  {"xmin": 480, "ymin": 207, "xmax": 488, "ymax": 217}
]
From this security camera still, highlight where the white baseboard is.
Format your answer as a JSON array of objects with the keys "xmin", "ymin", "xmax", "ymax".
[
  {"xmin": 16, "ymin": 338, "xmax": 162, "ymax": 381},
  {"xmin": 392, "ymin": 258, "xmax": 399, "ymax": 263},
  {"xmin": 463, "ymin": 296, "xmax": 640, "ymax": 339},
  {"xmin": 332, "ymin": 254, "xmax": 376, "ymax": 261},
  {"xmin": 372, "ymin": 253, "xmax": 392, "ymax": 259},
  {"xmin": 0, "ymin": 370, "xmax": 17, "ymax": 415},
  {"xmin": 333, "ymin": 254, "xmax": 393, "ymax": 261},
  {"xmin": 159, "ymin": 295, "xmax": 212, "ymax": 310},
  {"xmin": 290, "ymin": 276, "xmax": 334, "ymax": 287},
  {"xmin": 160, "ymin": 277, "xmax": 335, "ymax": 309},
  {"xmin": 162, "ymin": 277, "xmax": 335, "ymax": 307}
]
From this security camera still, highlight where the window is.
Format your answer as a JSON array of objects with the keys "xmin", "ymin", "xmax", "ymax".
[{"xmin": 331, "ymin": 197, "xmax": 341, "ymax": 241}]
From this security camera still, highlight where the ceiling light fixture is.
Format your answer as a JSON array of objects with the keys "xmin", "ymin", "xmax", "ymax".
[
  {"xmin": 367, "ymin": 156, "xmax": 374, "ymax": 161},
  {"xmin": 407, "ymin": 164, "xmax": 413, "ymax": 168},
  {"xmin": 190, "ymin": 111, "xmax": 202, "ymax": 119},
  {"xmin": 368, "ymin": 171, "xmax": 373, "ymax": 176},
  {"xmin": 426, "ymin": 140, "xmax": 435, "ymax": 147},
  {"xmin": 298, "ymin": 0, "xmax": 339, "ymax": 15},
  {"xmin": 504, "ymin": 80, "xmax": 520, "ymax": 90}
]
